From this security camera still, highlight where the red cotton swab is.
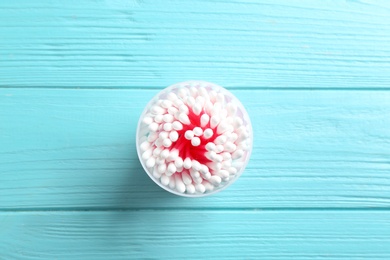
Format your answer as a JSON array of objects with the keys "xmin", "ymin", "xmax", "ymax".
[{"xmin": 136, "ymin": 81, "xmax": 252, "ymax": 197}]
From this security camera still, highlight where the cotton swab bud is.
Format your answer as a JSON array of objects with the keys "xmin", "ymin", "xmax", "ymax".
[
  {"xmin": 184, "ymin": 130, "xmax": 194, "ymax": 140},
  {"xmin": 186, "ymin": 184, "xmax": 196, "ymax": 194},
  {"xmin": 175, "ymin": 175, "xmax": 186, "ymax": 193},
  {"xmin": 216, "ymin": 170, "xmax": 229, "ymax": 179},
  {"xmin": 178, "ymin": 88, "xmax": 189, "ymax": 99},
  {"xmin": 142, "ymin": 149, "xmax": 153, "ymax": 160},
  {"xmin": 198, "ymin": 87, "xmax": 209, "ymax": 100},
  {"xmin": 190, "ymin": 168, "xmax": 200, "ymax": 179},
  {"xmin": 214, "ymin": 135, "xmax": 227, "ymax": 145},
  {"xmin": 215, "ymin": 154, "xmax": 223, "ymax": 162},
  {"xmin": 137, "ymin": 81, "xmax": 252, "ymax": 197},
  {"xmin": 205, "ymin": 142, "xmax": 216, "ymax": 151},
  {"xmin": 205, "ymin": 100, "xmax": 214, "ymax": 115},
  {"xmin": 193, "ymin": 176, "xmax": 203, "ymax": 184},
  {"xmin": 140, "ymin": 141, "xmax": 151, "ymax": 152},
  {"xmin": 153, "ymin": 168, "xmax": 162, "ymax": 179},
  {"xmin": 226, "ymin": 103, "xmax": 237, "ymax": 116},
  {"xmin": 209, "ymin": 175, "xmax": 222, "ymax": 185},
  {"xmin": 173, "ymin": 99, "xmax": 184, "ymax": 108},
  {"xmin": 209, "ymin": 90, "xmax": 217, "ymax": 103},
  {"xmin": 146, "ymin": 157, "xmax": 156, "ymax": 168},
  {"xmin": 139, "ymin": 135, "xmax": 148, "ymax": 143},
  {"xmin": 179, "ymin": 104, "xmax": 189, "ymax": 114},
  {"xmin": 186, "ymin": 96, "xmax": 195, "ymax": 107},
  {"xmin": 161, "ymin": 175, "xmax": 170, "ymax": 186},
  {"xmin": 207, "ymin": 151, "xmax": 217, "ymax": 161},
  {"xmin": 163, "ymin": 114, "xmax": 174, "ymax": 123},
  {"xmin": 153, "ymin": 147, "xmax": 163, "ymax": 157},
  {"xmin": 159, "ymin": 131, "xmax": 169, "ymax": 139},
  {"xmin": 221, "ymin": 160, "xmax": 231, "ymax": 168},
  {"xmin": 232, "ymin": 149, "xmax": 244, "ymax": 160},
  {"xmin": 161, "ymin": 100, "xmax": 172, "ymax": 109},
  {"xmin": 174, "ymin": 157, "xmax": 184, "ymax": 168},
  {"xmin": 216, "ymin": 93, "xmax": 225, "ymax": 104},
  {"xmin": 199, "ymin": 164, "xmax": 209, "ymax": 174},
  {"xmin": 151, "ymin": 105, "xmax": 166, "ymax": 115},
  {"xmin": 156, "ymin": 157, "xmax": 165, "ymax": 165},
  {"xmin": 143, "ymin": 116, "xmax": 153, "ymax": 125},
  {"xmin": 160, "ymin": 149, "xmax": 170, "ymax": 159},
  {"xmin": 200, "ymin": 114, "xmax": 210, "ymax": 127},
  {"xmin": 162, "ymin": 138, "xmax": 172, "ymax": 148},
  {"xmin": 178, "ymin": 113, "xmax": 191, "ymax": 125},
  {"xmin": 224, "ymin": 142, "xmax": 237, "ymax": 153},
  {"xmin": 191, "ymin": 137, "xmax": 201, "ymax": 146},
  {"xmin": 202, "ymin": 171, "xmax": 212, "ymax": 180},
  {"xmin": 192, "ymin": 103, "xmax": 202, "ymax": 115},
  {"xmin": 203, "ymin": 128, "xmax": 213, "ymax": 139},
  {"xmin": 168, "ymin": 106, "xmax": 178, "ymax": 115},
  {"xmin": 167, "ymin": 163, "xmax": 177, "ymax": 176},
  {"xmin": 216, "ymin": 122, "xmax": 229, "ymax": 134},
  {"xmin": 195, "ymin": 183, "xmax": 206, "ymax": 193},
  {"xmin": 163, "ymin": 123, "xmax": 172, "ymax": 132},
  {"xmin": 167, "ymin": 150, "xmax": 179, "ymax": 162},
  {"xmin": 212, "ymin": 102, "xmax": 222, "ymax": 115},
  {"xmin": 182, "ymin": 171, "xmax": 192, "ymax": 185},
  {"xmin": 207, "ymin": 162, "xmax": 222, "ymax": 171},
  {"xmin": 195, "ymin": 96, "xmax": 205, "ymax": 105},
  {"xmin": 169, "ymin": 176, "xmax": 176, "ymax": 189},
  {"xmin": 237, "ymin": 130, "xmax": 250, "ymax": 142},
  {"xmin": 238, "ymin": 142, "xmax": 249, "ymax": 151},
  {"xmin": 192, "ymin": 160, "xmax": 201, "ymax": 171},
  {"xmin": 193, "ymin": 127, "xmax": 203, "ymax": 136},
  {"xmin": 169, "ymin": 131, "xmax": 179, "ymax": 142},
  {"xmin": 228, "ymin": 167, "xmax": 238, "ymax": 175},
  {"xmin": 228, "ymin": 132, "xmax": 238, "ymax": 142},
  {"xmin": 189, "ymin": 87, "xmax": 198, "ymax": 97},
  {"xmin": 154, "ymin": 138, "xmax": 163, "ymax": 147},
  {"xmin": 203, "ymin": 181, "xmax": 214, "ymax": 192},
  {"xmin": 205, "ymin": 152, "xmax": 213, "ymax": 161},
  {"xmin": 215, "ymin": 145, "xmax": 224, "ymax": 153},
  {"xmin": 157, "ymin": 163, "xmax": 167, "ymax": 174},
  {"xmin": 172, "ymin": 121, "xmax": 183, "ymax": 131},
  {"xmin": 210, "ymin": 115, "xmax": 220, "ymax": 128},
  {"xmin": 167, "ymin": 92, "xmax": 178, "ymax": 101},
  {"xmin": 234, "ymin": 117, "xmax": 243, "ymax": 127},
  {"xmin": 183, "ymin": 158, "xmax": 192, "ymax": 169},
  {"xmin": 149, "ymin": 122, "xmax": 159, "ymax": 132}
]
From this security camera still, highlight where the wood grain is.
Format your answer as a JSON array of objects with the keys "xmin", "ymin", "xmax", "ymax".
[
  {"xmin": 1, "ymin": 88, "xmax": 389, "ymax": 210},
  {"xmin": 1, "ymin": 0, "xmax": 390, "ymax": 89},
  {"xmin": 1, "ymin": 210, "xmax": 389, "ymax": 259}
]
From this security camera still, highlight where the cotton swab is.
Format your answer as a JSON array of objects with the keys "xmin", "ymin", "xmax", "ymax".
[{"xmin": 136, "ymin": 81, "xmax": 252, "ymax": 197}]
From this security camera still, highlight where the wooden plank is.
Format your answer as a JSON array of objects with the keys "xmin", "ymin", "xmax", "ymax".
[
  {"xmin": 0, "ymin": 210, "xmax": 389, "ymax": 259},
  {"xmin": 1, "ymin": 0, "xmax": 390, "ymax": 89},
  {"xmin": 1, "ymin": 88, "xmax": 389, "ymax": 209}
]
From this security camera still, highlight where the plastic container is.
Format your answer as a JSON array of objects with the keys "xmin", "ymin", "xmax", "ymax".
[{"xmin": 136, "ymin": 81, "xmax": 252, "ymax": 197}]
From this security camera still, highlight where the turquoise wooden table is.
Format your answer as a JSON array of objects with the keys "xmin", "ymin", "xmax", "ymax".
[{"xmin": 1, "ymin": 0, "xmax": 390, "ymax": 259}]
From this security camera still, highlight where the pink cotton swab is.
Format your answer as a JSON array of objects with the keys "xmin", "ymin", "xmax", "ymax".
[{"xmin": 136, "ymin": 81, "xmax": 252, "ymax": 197}]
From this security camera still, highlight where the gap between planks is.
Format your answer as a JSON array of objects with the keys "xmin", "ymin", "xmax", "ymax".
[
  {"xmin": 1, "ymin": 207, "xmax": 390, "ymax": 213},
  {"xmin": 1, "ymin": 86, "xmax": 390, "ymax": 91}
]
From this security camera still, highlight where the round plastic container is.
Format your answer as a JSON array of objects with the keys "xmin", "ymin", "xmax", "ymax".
[{"xmin": 136, "ymin": 81, "xmax": 252, "ymax": 197}]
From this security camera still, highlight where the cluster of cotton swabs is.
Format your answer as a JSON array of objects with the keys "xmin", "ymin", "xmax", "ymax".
[{"xmin": 139, "ymin": 84, "xmax": 250, "ymax": 195}]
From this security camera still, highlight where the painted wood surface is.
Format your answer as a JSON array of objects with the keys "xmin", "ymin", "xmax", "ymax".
[
  {"xmin": 1, "ymin": 89, "xmax": 389, "ymax": 210},
  {"xmin": 1, "ymin": 211, "xmax": 390, "ymax": 259},
  {"xmin": 1, "ymin": 0, "xmax": 390, "ymax": 259},
  {"xmin": 1, "ymin": 0, "xmax": 390, "ymax": 89}
]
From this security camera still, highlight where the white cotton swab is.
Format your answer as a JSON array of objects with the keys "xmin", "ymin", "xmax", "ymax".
[{"xmin": 137, "ymin": 81, "xmax": 252, "ymax": 197}]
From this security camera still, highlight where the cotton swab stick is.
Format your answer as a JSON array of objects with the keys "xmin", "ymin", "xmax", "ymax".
[{"xmin": 136, "ymin": 81, "xmax": 252, "ymax": 197}]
